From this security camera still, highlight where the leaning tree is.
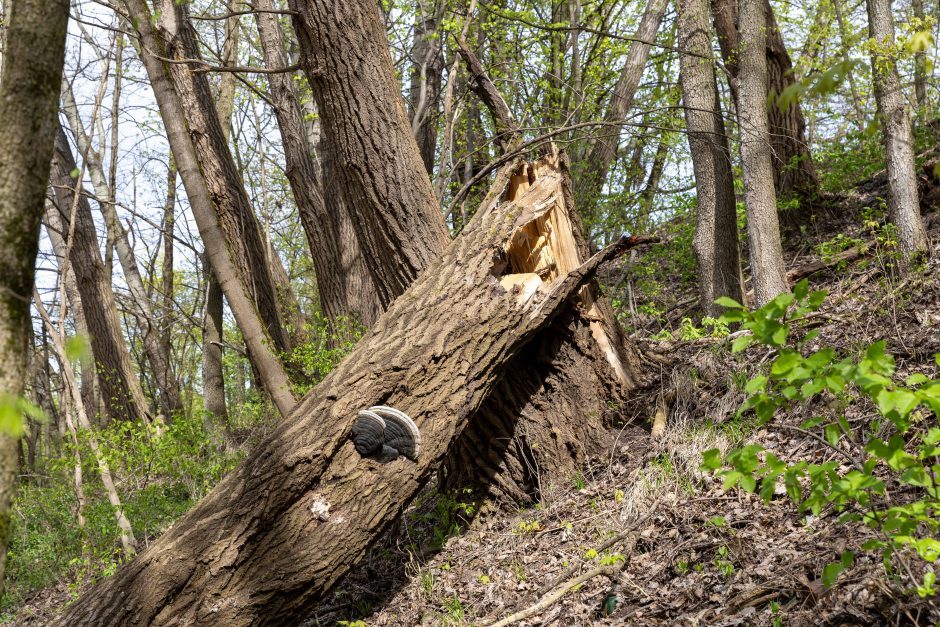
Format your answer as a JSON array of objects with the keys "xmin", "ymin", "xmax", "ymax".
[{"xmin": 62, "ymin": 0, "xmax": 652, "ymax": 622}]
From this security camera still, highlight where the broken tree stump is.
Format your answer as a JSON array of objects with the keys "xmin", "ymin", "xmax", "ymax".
[{"xmin": 60, "ymin": 153, "xmax": 651, "ymax": 625}]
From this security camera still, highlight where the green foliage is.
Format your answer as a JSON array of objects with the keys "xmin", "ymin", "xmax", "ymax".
[
  {"xmin": 283, "ymin": 313, "xmax": 364, "ymax": 396},
  {"xmin": 2, "ymin": 413, "xmax": 243, "ymax": 610},
  {"xmin": 703, "ymin": 283, "xmax": 940, "ymax": 595}
]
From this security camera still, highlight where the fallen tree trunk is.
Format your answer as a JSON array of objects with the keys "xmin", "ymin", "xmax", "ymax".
[{"xmin": 60, "ymin": 153, "xmax": 652, "ymax": 625}]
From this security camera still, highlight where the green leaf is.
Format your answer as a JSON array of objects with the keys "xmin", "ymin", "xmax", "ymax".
[
  {"xmin": 715, "ymin": 296, "xmax": 744, "ymax": 309},
  {"xmin": 0, "ymin": 395, "xmax": 25, "ymax": 437},
  {"xmin": 701, "ymin": 448, "xmax": 723, "ymax": 471},
  {"xmin": 64, "ymin": 334, "xmax": 91, "ymax": 364},
  {"xmin": 745, "ymin": 376, "xmax": 768, "ymax": 394},
  {"xmin": 731, "ymin": 335, "xmax": 754, "ymax": 353},
  {"xmin": 793, "ymin": 279, "xmax": 809, "ymax": 300},
  {"xmin": 906, "ymin": 373, "xmax": 929, "ymax": 386},
  {"xmin": 822, "ymin": 551, "xmax": 854, "ymax": 588}
]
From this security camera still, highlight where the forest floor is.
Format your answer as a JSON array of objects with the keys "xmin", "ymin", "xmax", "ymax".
[
  {"xmin": 9, "ymin": 177, "xmax": 940, "ymax": 625},
  {"xmin": 305, "ymin": 185, "xmax": 940, "ymax": 626}
]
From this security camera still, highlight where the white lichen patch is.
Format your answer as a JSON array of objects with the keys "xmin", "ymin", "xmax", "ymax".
[{"xmin": 309, "ymin": 496, "xmax": 330, "ymax": 522}]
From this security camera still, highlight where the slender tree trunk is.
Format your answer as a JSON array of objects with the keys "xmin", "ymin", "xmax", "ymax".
[
  {"xmin": 61, "ymin": 84, "xmax": 183, "ymax": 417},
  {"xmin": 61, "ymin": 155, "xmax": 648, "ymax": 625},
  {"xmin": 576, "ymin": 0, "xmax": 668, "ymax": 211},
  {"xmin": 712, "ymin": 0, "xmax": 819, "ymax": 197},
  {"xmin": 122, "ymin": 0, "xmax": 296, "ymax": 416},
  {"xmin": 866, "ymin": 0, "xmax": 929, "ymax": 258},
  {"xmin": 0, "ymin": 0, "xmax": 69, "ymax": 593},
  {"xmin": 738, "ymin": 0, "xmax": 789, "ymax": 305},
  {"xmin": 203, "ymin": 257, "xmax": 228, "ymax": 423},
  {"xmin": 833, "ymin": 0, "xmax": 867, "ymax": 127},
  {"xmin": 678, "ymin": 0, "xmax": 745, "ymax": 315},
  {"xmin": 44, "ymin": 202, "xmax": 102, "ymax": 419},
  {"xmin": 147, "ymin": 0, "xmax": 294, "ymax": 358},
  {"xmin": 408, "ymin": 1, "xmax": 445, "ymax": 174},
  {"xmin": 49, "ymin": 129, "xmax": 153, "ymax": 424},
  {"xmin": 912, "ymin": 0, "xmax": 927, "ymax": 112},
  {"xmin": 33, "ymin": 293, "xmax": 137, "ymax": 557},
  {"xmin": 160, "ymin": 161, "xmax": 177, "ymax": 412}
]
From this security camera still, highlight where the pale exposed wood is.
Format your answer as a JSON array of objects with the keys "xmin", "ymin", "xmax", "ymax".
[{"xmin": 61, "ymin": 154, "xmax": 649, "ymax": 625}]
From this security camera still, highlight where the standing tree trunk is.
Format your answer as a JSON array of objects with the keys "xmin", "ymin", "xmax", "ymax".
[
  {"xmin": 61, "ymin": 83, "xmax": 184, "ymax": 417},
  {"xmin": 712, "ymin": 0, "xmax": 819, "ymax": 198},
  {"xmin": 60, "ymin": 154, "xmax": 648, "ymax": 625},
  {"xmin": 122, "ymin": 0, "xmax": 296, "ymax": 416},
  {"xmin": 288, "ymin": 0, "xmax": 452, "ymax": 308},
  {"xmin": 253, "ymin": 0, "xmax": 374, "ymax": 327},
  {"xmin": 408, "ymin": 1, "xmax": 445, "ymax": 174},
  {"xmin": 911, "ymin": 0, "xmax": 927, "ymax": 113},
  {"xmin": 44, "ymin": 202, "xmax": 102, "ymax": 419},
  {"xmin": 0, "ymin": 0, "xmax": 69, "ymax": 593},
  {"xmin": 678, "ymin": 0, "xmax": 745, "ymax": 316},
  {"xmin": 575, "ymin": 0, "xmax": 668, "ymax": 212},
  {"xmin": 866, "ymin": 0, "xmax": 929, "ymax": 258},
  {"xmin": 202, "ymin": 257, "xmax": 228, "ymax": 423},
  {"xmin": 49, "ymin": 129, "xmax": 153, "ymax": 424},
  {"xmin": 738, "ymin": 0, "xmax": 789, "ymax": 305}
]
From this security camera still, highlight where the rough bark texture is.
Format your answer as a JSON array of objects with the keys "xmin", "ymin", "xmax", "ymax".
[
  {"xmin": 289, "ymin": 0, "xmax": 452, "ymax": 308},
  {"xmin": 49, "ymin": 129, "xmax": 152, "ymax": 424},
  {"xmin": 712, "ymin": 0, "xmax": 819, "ymax": 197},
  {"xmin": 151, "ymin": 0, "xmax": 293, "ymax": 356},
  {"xmin": 737, "ymin": 0, "xmax": 790, "ymax": 306},
  {"xmin": 678, "ymin": 0, "xmax": 745, "ymax": 316},
  {"xmin": 61, "ymin": 155, "xmax": 642, "ymax": 626},
  {"xmin": 408, "ymin": 1, "xmax": 445, "ymax": 174},
  {"xmin": 576, "ymin": 0, "xmax": 667, "ymax": 211},
  {"xmin": 0, "ymin": 0, "xmax": 69, "ymax": 591},
  {"xmin": 202, "ymin": 258, "xmax": 228, "ymax": 422},
  {"xmin": 123, "ymin": 0, "xmax": 296, "ymax": 416},
  {"xmin": 253, "ymin": 0, "xmax": 365, "ymax": 327},
  {"xmin": 866, "ymin": 0, "xmax": 929, "ymax": 258},
  {"xmin": 291, "ymin": 0, "xmax": 639, "ymax": 502},
  {"xmin": 457, "ymin": 36, "xmax": 518, "ymax": 153},
  {"xmin": 43, "ymin": 202, "xmax": 102, "ymax": 420}
]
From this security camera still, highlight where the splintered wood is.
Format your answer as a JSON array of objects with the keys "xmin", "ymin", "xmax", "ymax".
[{"xmin": 498, "ymin": 152, "xmax": 632, "ymax": 386}]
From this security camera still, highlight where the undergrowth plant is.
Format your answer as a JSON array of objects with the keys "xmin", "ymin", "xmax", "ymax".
[{"xmin": 702, "ymin": 280, "xmax": 939, "ymax": 596}]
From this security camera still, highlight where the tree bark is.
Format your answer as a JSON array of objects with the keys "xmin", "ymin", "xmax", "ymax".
[
  {"xmin": 575, "ymin": 0, "xmax": 668, "ymax": 212},
  {"xmin": 678, "ymin": 0, "xmax": 745, "ymax": 316},
  {"xmin": 911, "ymin": 0, "xmax": 927, "ymax": 112},
  {"xmin": 202, "ymin": 257, "xmax": 228, "ymax": 422},
  {"xmin": 289, "ymin": 0, "xmax": 452, "ymax": 308},
  {"xmin": 61, "ymin": 84, "xmax": 184, "ymax": 418},
  {"xmin": 0, "ymin": 0, "xmax": 69, "ymax": 592},
  {"xmin": 122, "ymin": 0, "xmax": 296, "ymax": 416},
  {"xmin": 712, "ymin": 0, "xmax": 819, "ymax": 197},
  {"xmin": 148, "ymin": 0, "xmax": 294, "ymax": 358},
  {"xmin": 61, "ymin": 154, "xmax": 647, "ymax": 626},
  {"xmin": 253, "ymin": 0, "xmax": 370, "ymax": 327},
  {"xmin": 43, "ymin": 202, "xmax": 102, "ymax": 420},
  {"xmin": 866, "ymin": 0, "xmax": 929, "ymax": 258},
  {"xmin": 290, "ymin": 0, "xmax": 639, "ymax": 500},
  {"xmin": 408, "ymin": 1, "xmax": 445, "ymax": 174},
  {"xmin": 49, "ymin": 129, "xmax": 153, "ymax": 424},
  {"xmin": 738, "ymin": 0, "xmax": 790, "ymax": 305},
  {"xmin": 160, "ymin": 160, "xmax": 177, "ymax": 412}
]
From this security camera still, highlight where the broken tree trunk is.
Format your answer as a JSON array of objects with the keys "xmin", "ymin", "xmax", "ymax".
[{"xmin": 61, "ymin": 153, "xmax": 649, "ymax": 625}]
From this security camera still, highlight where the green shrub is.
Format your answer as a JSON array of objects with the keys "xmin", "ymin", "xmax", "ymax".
[{"xmin": 703, "ymin": 281, "xmax": 940, "ymax": 596}]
